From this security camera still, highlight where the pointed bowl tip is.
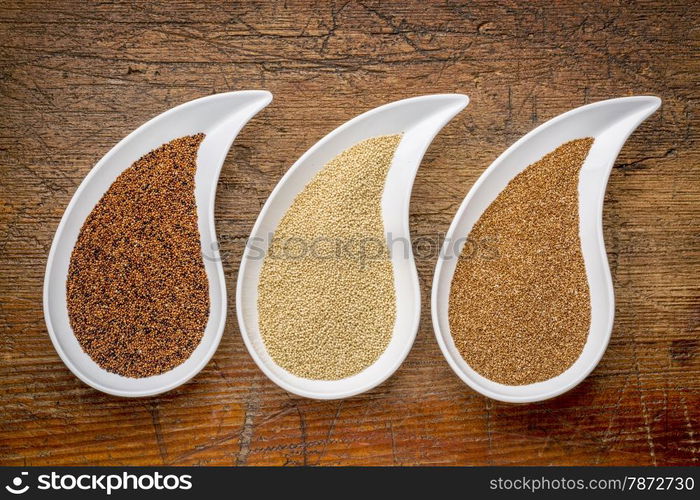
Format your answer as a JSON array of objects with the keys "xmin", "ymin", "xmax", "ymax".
[
  {"xmin": 620, "ymin": 95, "xmax": 662, "ymax": 113},
  {"xmin": 413, "ymin": 93, "xmax": 469, "ymax": 113},
  {"xmin": 249, "ymin": 89, "xmax": 273, "ymax": 106},
  {"xmin": 440, "ymin": 93, "xmax": 470, "ymax": 116},
  {"xmin": 450, "ymin": 93, "xmax": 470, "ymax": 107},
  {"xmin": 643, "ymin": 95, "xmax": 662, "ymax": 113},
  {"xmin": 430, "ymin": 92, "xmax": 469, "ymax": 107}
]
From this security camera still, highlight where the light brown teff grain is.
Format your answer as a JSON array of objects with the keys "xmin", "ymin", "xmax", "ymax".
[
  {"xmin": 258, "ymin": 135, "xmax": 401, "ymax": 380},
  {"xmin": 449, "ymin": 138, "xmax": 594, "ymax": 385},
  {"xmin": 66, "ymin": 134, "xmax": 209, "ymax": 378}
]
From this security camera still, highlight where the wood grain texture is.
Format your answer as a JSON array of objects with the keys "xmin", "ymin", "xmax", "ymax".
[{"xmin": 1, "ymin": 0, "xmax": 698, "ymax": 466}]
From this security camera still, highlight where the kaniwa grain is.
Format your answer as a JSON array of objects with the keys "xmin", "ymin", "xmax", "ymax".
[
  {"xmin": 449, "ymin": 138, "xmax": 594, "ymax": 385},
  {"xmin": 258, "ymin": 135, "xmax": 401, "ymax": 380},
  {"xmin": 66, "ymin": 134, "xmax": 209, "ymax": 378}
]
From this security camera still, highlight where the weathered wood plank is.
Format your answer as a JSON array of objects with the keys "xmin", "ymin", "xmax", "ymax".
[{"xmin": 1, "ymin": 0, "xmax": 697, "ymax": 466}]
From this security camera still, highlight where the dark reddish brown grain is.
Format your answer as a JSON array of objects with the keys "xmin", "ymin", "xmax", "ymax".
[{"xmin": 67, "ymin": 134, "xmax": 209, "ymax": 378}]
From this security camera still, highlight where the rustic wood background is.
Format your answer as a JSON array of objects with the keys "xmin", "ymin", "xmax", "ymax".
[{"xmin": 1, "ymin": 0, "xmax": 698, "ymax": 466}]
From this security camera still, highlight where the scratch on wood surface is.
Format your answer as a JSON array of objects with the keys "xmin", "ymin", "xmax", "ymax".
[
  {"xmin": 602, "ymin": 374, "xmax": 631, "ymax": 446},
  {"xmin": 292, "ymin": 398, "xmax": 309, "ymax": 466},
  {"xmin": 632, "ymin": 341, "xmax": 658, "ymax": 466},
  {"xmin": 388, "ymin": 421, "xmax": 398, "ymax": 465},
  {"xmin": 145, "ymin": 402, "xmax": 167, "ymax": 465},
  {"xmin": 680, "ymin": 396, "xmax": 699, "ymax": 461},
  {"xmin": 484, "ymin": 398, "xmax": 494, "ymax": 465},
  {"xmin": 169, "ymin": 431, "xmax": 241, "ymax": 465},
  {"xmin": 317, "ymin": 401, "xmax": 343, "ymax": 464},
  {"xmin": 235, "ymin": 381, "xmax": 260, "ymax": 466}
]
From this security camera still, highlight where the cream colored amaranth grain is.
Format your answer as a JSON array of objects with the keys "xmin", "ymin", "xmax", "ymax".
[
  {"xmin": 449, "ymin": 138, "xmax": 594, "ymax": 385},
  {"xmin": 258, "ymin": 135, "xmax": 401, "ymax": 380}
]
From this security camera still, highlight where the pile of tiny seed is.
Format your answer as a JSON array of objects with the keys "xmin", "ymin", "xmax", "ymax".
[
  {"xmin": 258, "ymin": 135, "xmax": 401, "ymax": 380},
  {"xmin": 449, "ymin": 138, "xmax": 594, "ymax": 385},
  {"xmin": 66, "ymin": 134, "xmax": 209, "ymax": 378}
]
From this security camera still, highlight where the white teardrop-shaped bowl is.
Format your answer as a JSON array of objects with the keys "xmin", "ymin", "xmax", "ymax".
[
  {"xmin": 432, "ymin": 96, "xmax": 661, "ymax": 403},
  {"xmin": 43, "ymin": 90, "xmax": 272, "ymax": 397},
  {"xmin": 237, "ymin": 94, "xmax": 469, "ymax": 399}
]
